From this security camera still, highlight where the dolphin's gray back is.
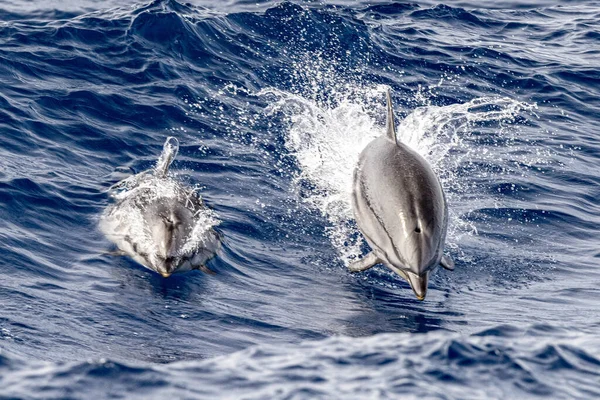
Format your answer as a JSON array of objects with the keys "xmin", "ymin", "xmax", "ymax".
[
  {"xmin": 352, "ymin": 136, "xmax": 447, "ymax": 274},
  {"xmin": 142, "ymin": 197, "xmax": 194, "ymax": 257}
]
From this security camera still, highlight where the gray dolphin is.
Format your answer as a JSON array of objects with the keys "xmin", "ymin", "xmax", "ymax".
[
  {"xmin": 101, "ymin": 137, "xmax": 221, "ymax": 277},
  {"xmin": 349, "ymin": 90, "xmax": 454, "ymax": 300}
]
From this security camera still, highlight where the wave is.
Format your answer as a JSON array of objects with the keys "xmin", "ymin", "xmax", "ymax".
[
  {"xmin": 2, "ymin": 325, "xmax": 599, "ymax": 399},
  {"xmin": 1, "ymin": 0, "xmax": 600, "ymax": 398}
]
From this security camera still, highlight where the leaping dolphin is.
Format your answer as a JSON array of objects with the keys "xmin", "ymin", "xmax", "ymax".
[
  {"xmin": 100, "ymin": 137, "xmax": 221, "ymax": 277},
  {"xmin": 349, "ymin": 90, "xmax": 454, "ymax": 300}
]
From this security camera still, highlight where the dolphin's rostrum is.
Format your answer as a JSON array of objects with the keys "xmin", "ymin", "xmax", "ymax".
[
  {"xmin": 100, "ymin": 137, "xmax": 221, "ymax": 277},
  {"xmin": 349, "ymin": 90, "xmax": 454, "ymax": 300}
]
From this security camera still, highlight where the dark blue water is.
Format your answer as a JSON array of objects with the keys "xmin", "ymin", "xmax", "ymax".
[{"xmin": 1, "ymin": 0, "xmax": 599, "ymax": 398}]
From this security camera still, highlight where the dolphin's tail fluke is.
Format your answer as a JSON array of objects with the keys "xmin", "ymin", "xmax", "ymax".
[
  {"xmin": 385, "ymin": 89, "xmax": 398, "ymax": 144},
  {"xmin": 155, "ymin": 137, "xmax": 180, "ymax": 178}
]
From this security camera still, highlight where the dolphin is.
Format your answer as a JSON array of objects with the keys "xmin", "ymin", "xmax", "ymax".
[
  {"xmin": 101, "ymin": 137, "xmax": 221, "ymax": 277},
  {"xmin": 349, "ymin": 90, "xmax": 454, "ymax": 300}
]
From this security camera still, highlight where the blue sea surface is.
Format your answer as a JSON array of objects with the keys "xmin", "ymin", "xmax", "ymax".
[{"xmin": 1, "ymin": 0, "xmax": 599, "ymax": 398}]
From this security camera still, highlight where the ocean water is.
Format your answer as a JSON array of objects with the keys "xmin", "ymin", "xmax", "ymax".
[{"xmin": 1, "ymin": 0, "xmax": 599, "ymax": 398}]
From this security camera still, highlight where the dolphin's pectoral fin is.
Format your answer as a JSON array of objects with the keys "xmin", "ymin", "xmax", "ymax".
[
  {"xmin": 197, "ymin": 264, "xmax": 216, "ymax": 275},
  {"xmin": 105, "ymin": 250, "xmax": 127, "ymax": 257},
  {"xmin": 440, "ymin": 254, "xmax": 455, "ymax": 271},
  {"xmin": 348, "ymin": 252, "xmax": 381, "ymax": 273}
]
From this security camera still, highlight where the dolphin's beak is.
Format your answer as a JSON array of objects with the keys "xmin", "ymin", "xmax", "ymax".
[
  {"xmin": 157, "ymin": 259, "xmax": 176, "ymax": 278},
  {"xmin": 405, "ymin": 271, "xmax": 429, "ymax": 301}
]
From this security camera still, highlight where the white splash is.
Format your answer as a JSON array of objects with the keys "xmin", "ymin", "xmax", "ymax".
[
  {"xmin": 100, "ymin": 140, "xmax": 220, "ymax": 272},
  {"xmin": 264, "ymin": 87, "xmax": 535, "ymax": 265},
  {"xmin": 397, "ymin": 97, "xmax": 533, "ymax": 170},
  {"xmin": 262, "ymin": 86, "xmax": 385, "ymax": 264}
]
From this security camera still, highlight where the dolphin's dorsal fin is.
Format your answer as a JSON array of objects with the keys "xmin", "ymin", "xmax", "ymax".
[
  {"xmin": 155, "ymin": 137, "xmax": 179, "ymax": 178},
  {"xmin": 385, "ymin": 89, "xmax": 398, "ymax": 144}
]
